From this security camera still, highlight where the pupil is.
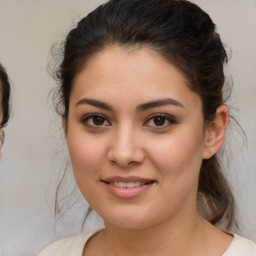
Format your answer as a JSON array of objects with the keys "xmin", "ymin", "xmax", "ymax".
[
  {"xmin": 154, "ymin": 117, "xmax": 165, "ymax": 126},
  {"xmin": 93, "ymin": 116, "xmax": 104, "ymax": 125}
]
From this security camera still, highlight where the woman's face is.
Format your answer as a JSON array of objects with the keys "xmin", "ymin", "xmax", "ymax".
[{"xmin": 66, "ymin": 47, "xmax": 210, "ymax": 230}]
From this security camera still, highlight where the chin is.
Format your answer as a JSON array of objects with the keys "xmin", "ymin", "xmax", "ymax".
[{"xmin": 102, "ymin": 209, "xmax": 158, "ymax": 231}]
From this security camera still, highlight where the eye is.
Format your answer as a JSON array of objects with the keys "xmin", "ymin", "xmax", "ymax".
[
  {"xmin": 144, "ymin": 114, "xmax": 176, "ymax": 128},
  {"xmin": 81, "ymin": 114, "xmax": 111, "ymax": 127}
]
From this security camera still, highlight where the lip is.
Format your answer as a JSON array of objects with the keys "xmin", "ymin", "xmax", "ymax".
[
  {"xmin": 101, "ymin": 176, "xmax": 156, "ymax": 199},
  {"xmin": 101, "ymin": 176, "xmax": 154, "ymax": 183}
]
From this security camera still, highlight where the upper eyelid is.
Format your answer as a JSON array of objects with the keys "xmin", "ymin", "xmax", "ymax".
[
  {"xmin": 79, "ymin": 113, "xmax": 177, "ymax": 126},
  {"xmin": 81, "ymin": 113, "xmax": 108, "ymax": 119},
  {"xmin": 143, "ymin": 114, "xmax": 177, "ymax": 128},
  {"xmin": 81, "ymin": 113, "xmax": 111, "ymax": 124},
  {"xmin": 145, "ymin": 113, "xmax": 176, "ymax": 121}
]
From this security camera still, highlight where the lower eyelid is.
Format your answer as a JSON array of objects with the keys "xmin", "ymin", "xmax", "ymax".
[
  {"xmin": 80, "ymin": 114, "xmax": 111, "ymax": 126},
  {"xmin": 145, "ymin": 115, "xmax": 177, "ymax": 125}
]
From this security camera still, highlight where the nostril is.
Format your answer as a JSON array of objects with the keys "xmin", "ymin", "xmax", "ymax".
[{"xmin": 107, "ymin": 145, "xmax": 145, "ymax": 167}]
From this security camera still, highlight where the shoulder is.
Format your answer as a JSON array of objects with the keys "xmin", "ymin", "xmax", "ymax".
[
  {"xmin": 223, "ymin": 234, "xmax": 256, "ymax": 256},
  {"xmin": 38, "ymin": 230, "xmax": 101, "ymax": 256}
]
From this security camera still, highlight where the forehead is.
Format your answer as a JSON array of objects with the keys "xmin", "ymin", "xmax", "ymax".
[
  {"xmin": 85, "ymin": 46, "xmax": 187, "ymax": 78},
  {"xmin": 71, "ymin": 46, "xmax": 201, "ymax": 110}
]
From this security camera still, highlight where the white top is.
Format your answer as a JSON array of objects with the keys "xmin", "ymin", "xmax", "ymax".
[{"xmin": 38, "ymin": 230, "xmax": 256, "ymax": 256}]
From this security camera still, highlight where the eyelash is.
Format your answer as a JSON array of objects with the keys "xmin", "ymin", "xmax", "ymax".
[
  {"xmin": 144, "ymin": 114, "xmax": 177, "ymax": 128},
  {"xmin": 80, "ymin": 113, "xmax": 177, "ymax": 128},
  {"xmin": 80, "ymin": 114, "xmax": 111, "ymax": 127}
]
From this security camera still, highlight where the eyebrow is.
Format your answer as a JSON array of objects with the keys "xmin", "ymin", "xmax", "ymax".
[
  {"xmin": 75, "ymin": 98, "xmax": 113, "ymax": 111},
  {"xmin": 75, "ymin": 97, "xmax": 184, "ymax": 111},
  {"xmin": 136, "ymin": 98, "xmax": 184, "ymax": 111}
]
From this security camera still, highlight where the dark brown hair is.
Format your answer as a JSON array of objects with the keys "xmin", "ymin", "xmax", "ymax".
[
  {"xmin": 0, "ymin": 63, "xmax": 11, "ymax": 128},
  {"xmin": 54, "ymin": 0, "xmax": 236, "ymax": 229}
]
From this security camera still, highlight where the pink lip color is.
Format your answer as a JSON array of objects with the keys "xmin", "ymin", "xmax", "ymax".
[
  {"xmin": 102, "ymin": 176, "xmax": 154, "ymax": 183},
  {"xmin": 101, "ymin": 176, "xmax": 155, "ymax": 199}
]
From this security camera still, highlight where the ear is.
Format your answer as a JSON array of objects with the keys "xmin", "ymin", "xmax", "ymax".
[{"xmin": 202, "ymin": 105, "xmax": 229, "ymax": 159}]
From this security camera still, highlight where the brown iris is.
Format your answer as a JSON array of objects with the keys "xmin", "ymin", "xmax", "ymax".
[
  {"xmin": 153, "ymin": 116, "xmax": 166, "ymax": 126},
  {"xmin": 93, "ymin": 116, "xmax": 105, "ymax": 126}
]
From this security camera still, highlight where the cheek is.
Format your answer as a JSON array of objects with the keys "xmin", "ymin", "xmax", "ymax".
[
  {"xmin": 67, "ymin": 131, "xmax": 105, "ymax": 178},
  {"xmin": 67, "ymin": 135, "xmax": 106, "ymax": 205},
  {"xmin": 146, "ymin": 132, "xmax": 204, "ymax": 211},
  {"xmin": 148, "ymin": 129, "xmax": 204, "ymax": 178}
]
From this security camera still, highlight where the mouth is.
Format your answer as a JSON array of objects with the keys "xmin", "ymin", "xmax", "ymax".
[
  {"xmin": 100, "ymin": 177, "xmax": 156, "ymax": 199},
  {"xmin": 102, "ymin": 180, "xmax": 154, "ymax": 188}
]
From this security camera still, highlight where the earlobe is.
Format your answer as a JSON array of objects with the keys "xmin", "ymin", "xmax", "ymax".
[{"xmin": 202, "ymin": 105, "xmax": 229, "ymax": 159}]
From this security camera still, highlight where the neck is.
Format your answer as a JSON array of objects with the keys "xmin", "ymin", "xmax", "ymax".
[{"xmin": 102, "ymin": 211, "xmax": 205, "ymax": 256}]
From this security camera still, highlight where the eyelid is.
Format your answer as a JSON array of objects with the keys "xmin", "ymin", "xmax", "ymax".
[
  {"xmin": 144, "ymin": 113, "xmax": 177, "ymax": 127},
  {"xmin": 80, "ymin": 113, "xmax": 111, "ymax": 127}
]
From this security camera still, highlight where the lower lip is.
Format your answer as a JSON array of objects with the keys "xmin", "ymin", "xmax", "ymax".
[{"xmin": 103, "ymin": 182, "xmax": 154, "ymax": 199}]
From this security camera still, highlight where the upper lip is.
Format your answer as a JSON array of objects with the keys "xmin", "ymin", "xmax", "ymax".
[{"xmin": 101, "ymin": 176, "xmax": 156, "ymax": 183}]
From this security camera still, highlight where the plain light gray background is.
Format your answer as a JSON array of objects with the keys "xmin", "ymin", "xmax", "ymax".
[{"xmin": 0, "ymin": 1, "xmax": 255, "ymax": 255}]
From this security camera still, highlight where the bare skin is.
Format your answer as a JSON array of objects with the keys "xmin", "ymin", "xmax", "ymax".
[
  {"xmin": 83, "ymin": 219, "xmax": 232, "ymax": 256},
  {"xmin": 66, "ymin": 46, "xmax": 232, "ymax": 256}
]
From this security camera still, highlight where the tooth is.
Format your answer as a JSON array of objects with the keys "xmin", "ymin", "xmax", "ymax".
[
  {"xmin": 127, "ymin": 182, "xmax": 135, "ymax": 188},
  {"xmin": 112, "ymin": 181, "xmax": 148, "ymax": 188},
  {"xmin": 119, "ymin": 182, "xmax": 126, "ymax": 188}
]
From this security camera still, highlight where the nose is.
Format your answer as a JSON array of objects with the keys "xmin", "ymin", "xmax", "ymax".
[{"xmin": 107, "ymin": 126, "xmax": 145, "ymax": 168}]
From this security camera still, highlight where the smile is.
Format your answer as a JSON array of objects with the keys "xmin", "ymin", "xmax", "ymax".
[
  {"xmin": 111, "ymin": 181, "xmax": 146, "ymax": 188},
  {"xmin": 101, "ymin": 177, "xmax": 155, "ymax": 199}
]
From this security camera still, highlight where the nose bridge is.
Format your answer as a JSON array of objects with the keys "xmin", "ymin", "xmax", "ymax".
[{"xmin": 108, "ymin": 122, "xmax": 144, "ymax": 167}]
